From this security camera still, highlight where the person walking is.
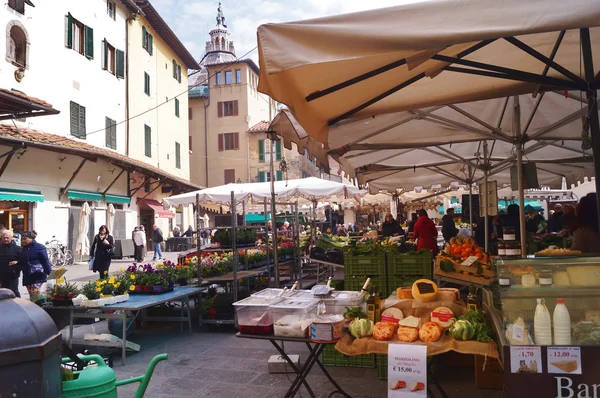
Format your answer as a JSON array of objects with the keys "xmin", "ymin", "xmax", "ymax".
[
  {"xmin": 441, "ymin": 208, "xmax": 459, "ymax": 243},
  {"xmin": 200, "ymin": 228, "xmax": 209, "ymax": 246},
  {"xmin": 152, "ymin": 224, "xmax": 164, "ymax": 261},
  {"xmin": 90, "ymin": 225, "xmax": 114, "ymax": 279},
  {"xmin": 0, "ymin": 230, "xmax": 22, "ymax": 297},
  {"xmin": 20, "ymin": 231, "xmax": 51, "ymax": 298},
  {"xmin": 571, "ymin": 193, "xmax": 600, "ymax": 253},
  {"xmin": 133, "ymin": 226, "xmax": 146, "ymax": 263},
  {"xmin": 413, "ymin": 209, "xmax": 439, "ymax": 254}
]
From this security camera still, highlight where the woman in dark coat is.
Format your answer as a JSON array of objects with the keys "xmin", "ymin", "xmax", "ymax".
[
  {"xmin": 90, "ymin": 225, "xmax": 115, "ymax": 279},
  {"xmin": 381, "ymin": 213, "xmax": 402, "ymax": 237},
  {"xmin": 20, "ymin": 231, "xmax": 51, "ymax": 298}
]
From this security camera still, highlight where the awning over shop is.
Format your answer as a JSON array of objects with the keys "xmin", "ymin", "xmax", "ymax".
[
  {"xmin": 0, "ymin": 188, "xmax": 44, "ymax": 202},
  {"xmin": 67, "ymin": 190, "xmax": 102, "ymax": 202},
  {"xmin": 104, "ymin": 194, "xmax": 130, "ymax": 204},
  {"xmin": 245, "ymin": 212, "xmax": 270, "ymax": 224},
  {"xmin": 0, "ymin": 88, "xmax": 59, "ymax": 121},
  {"xmin": 140, "ymin": 199, "xmax": 175, "ymax": 218}
]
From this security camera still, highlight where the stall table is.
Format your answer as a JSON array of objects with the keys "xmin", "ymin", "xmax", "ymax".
[
  {"xmin": 57, "ymin": 286, "xmax": 204, "ymax": 365},
  {"xmin": 236, "ymin": 333, "xmax": 351, "ymax": 398}
]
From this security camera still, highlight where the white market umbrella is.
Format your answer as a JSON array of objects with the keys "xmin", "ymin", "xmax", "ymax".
[
  {"xmin": 106, "ymin": 203, "xmax": 115, "ymax": 234},
  {"xmin": 75, "ymin": 202, "xmax": 91, "ymax": 261}
]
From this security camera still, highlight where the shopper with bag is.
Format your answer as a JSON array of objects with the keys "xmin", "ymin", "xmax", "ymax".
[
  {"xmin": 151, "ymin": 224, "xmax": 164, "ymax": 261},
  {"xmin": 20, "ymin": 230, "xmax": 51, "ymax": 298},
  {"xmin": 0, "ymin": 229, "xmax": 22, "ymax": 297},
  {"xmin": 90, "ymin": 225, "xmax": 114, "ymax": 279}
]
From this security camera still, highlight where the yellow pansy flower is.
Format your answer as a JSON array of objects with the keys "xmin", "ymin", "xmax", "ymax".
[
  {"xmin": 56, "ymin": 277, "xmax": 65, "ymax": 284},
  {"xmin": 129, "ymin": 274, "xmax": 136, "ymax": 280},
  {"xmin": 129, "ymin": 285, "xmax": 135, "ymax": 291},
  {"xmin": 95, "ymin": 288, "xmax": 101, "ymax": 292}
]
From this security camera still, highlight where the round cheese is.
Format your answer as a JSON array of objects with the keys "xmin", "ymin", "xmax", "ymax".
[
  {"xmin": 411, "ymin": 279, "xmax": 438, "ymax": 302},
  {"xmin": 381, "ymin": 308, "xmax": 404, "ymax": 323},
  {"xmin": 430, "ymin": 306, "xmax": 455, "ymax": 329}
]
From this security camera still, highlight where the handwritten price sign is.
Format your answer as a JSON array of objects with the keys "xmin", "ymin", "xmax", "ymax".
[
  {"xmin": 510, "ymin": 346, "xmax": 542, "ymax": 374},
  {"xmin": 547, "ymin": 347, "xmax": 582, "ymax": 375}
]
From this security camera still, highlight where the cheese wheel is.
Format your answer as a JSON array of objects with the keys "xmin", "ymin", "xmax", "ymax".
[
  {"xmin": 397, "ymin": 326, "xmax": 419, "ymax": 342},
  {"xmin": 437, "ymin": 288, "xmax": 459, "ymax": 302},
  {"xmin": 430, "ymin": 307, "xmax": 455, "ymax": 329},
  {"xmin": 381, "ymin": 308, "xmax": 404, "ymax": 323},
  {"xmin": 411, "ymin": 279, "xmax": 438, "ymax": 302},
  {"xmin": 419, "ymin": 322, "xmax": 443, "ymax": 342}
]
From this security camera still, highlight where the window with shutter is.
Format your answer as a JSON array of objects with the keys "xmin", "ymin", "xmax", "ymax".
[
  {"xmin": 175, "ymin": 98, "xmax": 180, "ymax": 117},
  {"xmin": 233, "ymin": 100, "xmax": 239, "ymax": 116},
  {"xmin": 259, "ymin": 171, "xmax": 266, "ymax": 183},
  {"xmin": 70, "ymin": 101, "xmax": 86, "ymax": 139},
  {"xmin": 65, "ymin": 13, "xmax": 73, "ymax": 48},
  {"xmin": 224, "ymin": 169, "xmax": 235, "ymax": 184},
  {"xmin": 115, "ymin": 49, "xmax": 124, "ymax": 78},
  {"xmin": 175, "ymin": 142, "xmax": 181, "ymax": 169},
  {"xmin": 172, "ymin": 60, "xmax": 177, "ymax": 79},
  {"xmin": 105, "ymin": 117, "xmax": 117, "ymax": 149},
  {"xmin": 215, "ymin": 72, "xmax": 222, "ymax": 85},
  {"xmin": 275, "ymin": 140, "xmax": 282, "ymax": 161},
  {"xmin": 68, "ymin": 16, "xmax": 85, "ymax": 55},
  {"xmin": 222, "ymin": 101, "xmax": 237, "ymax": 117},
  {"xmin": 142, "ymin": 26, "xmax": 153, "ymax": 54},
  {"xmin": 276, "ymin": 170, "xmax": 283, "ymax": 181},
  {"xmin": 144, "ymin": 125, "xmax": 152, "ymax": 157},
  {"xmin": 148, "ymin": 34, "xmax": 153, "ymax": 55},
  {"xmin": 217, "ymin": 102, "xmax": 223, "ymax": 118},
  {"xmin": 103, "ymin": 40, "xmax": 115, "ymax": 74},
  {"xmin": 84, "ymin": 25, "xmax": 94, "ymax": 59},
  {"xmin": 235, "ymin": 69, "xmax": 241, "ymax": 83},
  {"xmin": 234, "ymin": 132, "xmax": 239, "ymax": 150},
  {"xmin": 218, "ymin": 133, "xmax": 223, "ymax": 152},
  {"xmin": 225, "ymin": 71, "xmax": 232, "ymax": 84},
  {"xmin": 221, "ymin": 133, "xmax": 237, "ymax": 151},
  {"xmin": 144, "ymin": 72, "xmax": 150, "ymax": 95},
  {"xmin": 258, "ymin": 139, "xmax": 265, "ymax": 163},
  {"xmin": 177, "ymin": 65, "xmax": 182, "ymax": 83}
]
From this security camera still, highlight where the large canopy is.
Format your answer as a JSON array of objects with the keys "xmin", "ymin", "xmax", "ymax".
[
  {"xmin": 257, "ymin": 0, "xmax": 600, "ymax": 144},
  {"xmin": 163, "ymin": 177, "xmax": 366, "ymax": 207}
]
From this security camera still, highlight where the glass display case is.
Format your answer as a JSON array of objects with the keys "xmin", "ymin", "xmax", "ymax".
[{"xmin": 492, "ymin": 256, "xmax": 600, "ymax": 347}]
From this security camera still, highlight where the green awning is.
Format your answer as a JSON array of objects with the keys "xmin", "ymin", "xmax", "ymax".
[
  {"xmin": 67, "ymin": 189, "xmax": 102, "ymax": 201},
  {"xmin": 0, "ymin": 188, "xmax": 44, "ymax": 203},
  {"xmin": 104, "ymin": 194, "xmax": 130, "ymax": 204},
  {"xmin": 245, "ymin": 213, "xmax": 271, "ymax": 223}
]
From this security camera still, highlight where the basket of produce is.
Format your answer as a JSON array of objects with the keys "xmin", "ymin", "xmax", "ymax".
[{"xmin": 435, "ymin": 236, "xmax": 495, "ymax": 284}]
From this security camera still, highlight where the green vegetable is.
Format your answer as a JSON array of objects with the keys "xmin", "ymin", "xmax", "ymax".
[
  {"xmin": 343, "ymin": 306, "xmax": 368, "ymax": 320},
  {"xmin": 449, "ymin": 319, "xmax": 475, "ymax": 341},
  {"xmin": 349, "ymin": 318, "xmax": 374, "ymax": 339},
  {"xmin": 440, "ymin": 259, "xmax": 455, "ymax": 272}
]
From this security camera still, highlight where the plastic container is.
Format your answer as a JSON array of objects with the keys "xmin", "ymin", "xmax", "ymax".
[
  {"xmin": 503, "ymin": 228, "xmax": 516, "ymax": 242},
  {"xmin": 497, "ymin": 242, "xmax": 507, "ymax": 257},
  {"xmin": 251, "ymin": 288, "xmax": 296, "ymax": 299},
  {"xmin": 310, "ymin": 315, "xmax": 345, "ymax": 343},
  {"xmin": 498, "ymin": 269, "xmax": 512, "ymax": 287},
  {"xmin": 522, "ymin": 274, "xmax": 536, "ymax": 287},
  {"xmin": 271, "ymin": 298, "xmax": 320, "ymax": 338},
  {"xmin": 320, "ymin": 291, "xmax": 366, "ymax": 315},
  {"xmin": 538, "ymin": 270, "xmax": 553, "ymax": 287},
  {"xmin": 290, "ymin": 289, "xmax": 314, "ymax": 299},
  {"xmin": 553, "ymin": 298, "xmax": 571, "ymax": 345},
  {"xmin": 233, "ymin": 296, "xmax": 283, "ymax": 335},
  {"xmin": 534, "ymin": 298, "xmax": 552, "ymax": 345}
]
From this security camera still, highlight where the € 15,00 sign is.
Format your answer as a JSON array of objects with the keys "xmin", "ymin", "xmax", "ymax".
[{"xmin": 388, "ymin": 344, "xmax": 427, "ymax": 397}]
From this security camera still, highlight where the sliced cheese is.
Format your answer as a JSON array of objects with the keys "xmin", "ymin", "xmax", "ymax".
[
  {"xmin": 551, "ymin": 360, "xmax": 578, "ymax": 373},
  {"xmin": 567, "ymin": 266, "xmax": 600, "ymax": 286},
  {"xmin": 553, "ymin": 272, "xmax": 570, "ymax": 286},
  {"xmin": 411, "ymin": 279, "xmax": 438, "ymax": 302},
  {"xmin": 398, "ymin": 315, "xmax": 420, "ymax": 328}
]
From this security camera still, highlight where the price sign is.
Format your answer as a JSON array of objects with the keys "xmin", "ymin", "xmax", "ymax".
[
  {"xmin": 510, "ymin": 346, "xmax": 542, "ymax": 374},
  {"xmin": 547, "ymin": 347, "xmax": 582, "ymax": 375},
  {"xmin": 388, "ymin": 344, "xmax": 427, "ymax": 397},
  {"xmin": 461, "ymin": 256, "xmax": 479, "ymax": 266}
]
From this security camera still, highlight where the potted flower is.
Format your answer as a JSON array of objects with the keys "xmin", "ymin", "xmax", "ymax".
[
  {"xmin": 50, "ymin": 278, "xmax": 80, "ymax": 306},
  {"xmin": 176, "ymin": 264, "xmax": 195, "ymax": 286}
]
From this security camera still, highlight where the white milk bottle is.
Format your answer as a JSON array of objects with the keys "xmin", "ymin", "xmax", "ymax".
[
  {"xmin": 534, "ymin": 298, "xmax": 552, "ymax": 345},
  {"xmin": 553, "ymin": 298, "xmax": 571, "ymax": 345}
]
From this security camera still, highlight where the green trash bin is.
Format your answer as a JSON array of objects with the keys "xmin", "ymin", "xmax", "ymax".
[{"xmin": 61, "ymin": 355, "xmax": 117, "ymax": 398}]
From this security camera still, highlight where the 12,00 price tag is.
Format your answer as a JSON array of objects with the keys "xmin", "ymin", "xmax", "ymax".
[
  {"xmin": 547, "ymin": 347, "xmax": 582, "ymax": 375},
  {"xmin": 510, "ymin": 346, "xmax": 543, "ymax": 374}
]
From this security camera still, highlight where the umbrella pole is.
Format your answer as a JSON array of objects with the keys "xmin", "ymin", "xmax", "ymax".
[
  {"xmin": 196, "ymin": 193, "xmax": 201, "ymax": 285},
  {"xmin": 264, "ymin": 200, "xmax": 271, "ymax": 288},
  {"xmin": 580, "ymin": 28, "xmax": 600, "ymax": 230},
  {"xmin": 468, "ymin": 180, "xmax": 473, "ymax": 236},
  {"xmin": 483, "ymin": 142, "xmax": 490, "ymax": 253},
  {"xmin": 514, "ymin": 96, "xmax": 528, "ymax": 258},
  {"xmin": 270, "ymin": 137, "xmax": 279, "ymax": 287}
]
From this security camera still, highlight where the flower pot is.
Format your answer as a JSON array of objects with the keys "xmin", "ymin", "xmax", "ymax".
[
  {"xmin": 134, "ymin": 284, "xmax": 143, "ymax": 291},
  {"xmin": 152, "ymin": 285, "xmax": 164, "ymax": 292},
  {"xmin": 143, "ymin": 286, "xmax": 152, "ymax": 291},
  {"xmin": 178, "ymin": 278, "xmax": 188, "ymax": 286},
  {"xmin": 52, "ymin": 298, "xmax": 73, "ymax": 307},
  {"xmin": 168, "ymin": 281, "xmax": 174, "ymax": 288},
  {"xmin": 207, "ymin": 307, "xmax": 217, "ymax": 320}
]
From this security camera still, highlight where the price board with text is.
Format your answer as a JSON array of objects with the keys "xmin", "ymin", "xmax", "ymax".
[{"xmin": 388, "ymin": 344, "xmax": 427, "ymax": 397}]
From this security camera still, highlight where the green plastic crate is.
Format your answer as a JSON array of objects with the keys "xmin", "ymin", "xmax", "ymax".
[
  {"xmin": 345, "ymin": 275, "xmax": 390, "ymax": 297},
  {"xmin": 322, "ymin": 344, "xmax": 376, "ymax": 368},
  {"xmin": 387, "ymin": 251, "xmax": 433, "ymax": 278},
  {"xmin": 344, "ymin": 252, "xmax": 386, "ymax": 276},
  {"xmin": 387, "ymin": 274, "xmax": 427, "ymax": 298},
  {"xmin": 376, "ymin": 354, "xmax": 388, "ymax": 380}
]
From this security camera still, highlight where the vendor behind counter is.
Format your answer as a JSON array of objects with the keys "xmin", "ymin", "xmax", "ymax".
[{"xmin": 381, "ymin": 214, "xmax": 405, "ymax": 238}]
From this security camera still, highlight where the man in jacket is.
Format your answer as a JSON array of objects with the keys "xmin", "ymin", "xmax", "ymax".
[
  {"xmin": 133, "ymin": 226, "xmax": 146, "ymax": 262},
  {"xmin": 152, "ymin": 224, "xmax": 164, "ymax": 261},
  {"xmin": 441, "ymin": 208, "xmax": 459, "ymax": 243},
  {"xmin": 0, "ymin": 230, "xmax": 22, "ymax": 297}
]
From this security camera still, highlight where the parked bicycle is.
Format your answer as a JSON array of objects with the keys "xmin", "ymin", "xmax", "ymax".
[{"xmin": 45, "ymin": 237, "xmax": 74, "ymax": 267}]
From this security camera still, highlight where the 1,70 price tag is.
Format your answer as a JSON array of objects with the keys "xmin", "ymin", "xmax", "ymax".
[
  {"xmin": 519, "ymin": 351, "xmax": 535, "ymax": 358},
  {"xmin": 547, "ymin": 347, "xmax": 581, "ymax": 375},
  {"xmin": 510, "ymin": 346, "xmax": 542, "ymax": 374}
]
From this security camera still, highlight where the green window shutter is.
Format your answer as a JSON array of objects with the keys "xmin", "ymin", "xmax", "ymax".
[
  {"xmin": 276, "ymin": 170, "xmax": 283, "ymax": 181},
  {"xmin": 144, "ymin": 125, "xmax": 151, "ymax": 157},
  {"xmin": 102, "ymin": 39, "xmax": 108, "ymax": 69},
  {"xmin": 175, "ymin": 98, "xmax": 179, "ymax": 117},
  {"xmin": 142, "ymin": 26, "xmax": 147, "ymax": 48},
  {"xmin": 148, "ymin": 34, "xmax": 153, "ymax": 55},
  {"xmin": 144, "ymin": 72, "xmax": 150, "ymax": 95},
  {"xmin": 84, "ymin": 25, "xmax": 93, "ymax": 59},
  {"xmin": 258, "ymin": 139, "xmax": 265, "ymax": 163},
  {"xmin": 116, "ymin": 49, "xmax": 124, "ymax": 78},
  {"xmin": 173, "ymin": 60, "xmax": 177, "ymax": 79},
  {"xmin": 259, "ymin": 171, "xmax": 266, "ymax": 182},
  {"xmin": 78, "ymin": 105, "xmax": 86, "ymax": 139},
  {"xmin": 66, "ymin": 13, "xmax": 73, "ymax": 48},
  {"xmin": 177, "ymin": 65, "xmax": 182, "ymax": 83},
  {"xmin": 275, "ymin": 140, "xmax": 282, "ymax": 161},
  {"xmin": 70, "ymin": 101, "xmax": 78, "ymax": 137},
  {"xmin": 175, "ymin": 142, "xmax": 181, "ymax": 169}
]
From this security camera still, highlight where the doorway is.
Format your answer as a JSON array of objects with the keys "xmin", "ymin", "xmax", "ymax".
[{"xmin": 139, "ymin": 209, "xmax": 154, "ymax": 250}]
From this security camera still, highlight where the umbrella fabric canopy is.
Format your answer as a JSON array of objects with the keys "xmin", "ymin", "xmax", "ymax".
[
  {"xmin": 203, "ymin": 213, "xmax": 210, "ymax": 228},
  {"xmin": 75, "ymin": 202, "xmax": 90, "ymax": 257},
  {"xmin": 163, "ymin": 177, "xmax": 366, "ymax": 207},
  {"xmin": 106, "ymin": 203, "xmax": 115, "ymax": 234},
  {"xmin": 257, "ymin": 0, "xmax": 600, "ymax": 144}
]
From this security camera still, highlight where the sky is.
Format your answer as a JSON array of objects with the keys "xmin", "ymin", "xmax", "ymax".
[{"xmin": 151, "ymin": 0, "xmax": 421, "ymax": 67}]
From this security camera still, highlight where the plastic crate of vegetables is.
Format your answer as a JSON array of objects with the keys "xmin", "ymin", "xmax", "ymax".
[
  {"xmin": 345, "ymin": 275, "xmax": 390, "ymax": 297},
  {"xmin": 387, "ymin": 249, "xmax": 433, "ymax": 277},
  {"xmin": 322, "ymin": 344, "xmax": 375, "ymax": 368},
  {"xmin": 344, "ymin": 252, "xmax": 386, "ymax": 276},
  {"xmin": 376, "ymin": 354, "xmax": 388, "ymax": 380},
  {"xmin": 386, "ymin": 275, "xmax": 427, "ymax": 299}
]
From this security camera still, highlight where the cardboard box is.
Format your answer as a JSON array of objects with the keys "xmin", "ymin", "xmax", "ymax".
[
  {"xmin": 445, "ymin": 352, "xmax": 474, "ymax": 369},
  {"xmin": 474, "ymin": 355, "xmax": 504, "ymax": 390}
]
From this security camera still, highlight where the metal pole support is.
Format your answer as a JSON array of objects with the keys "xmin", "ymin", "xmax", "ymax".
[{"xmin": 513, "ymin": 96, "xmax": 528, "ymax": 257}]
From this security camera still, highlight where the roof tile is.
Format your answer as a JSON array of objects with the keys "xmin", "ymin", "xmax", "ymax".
[{"xmin": 248, "ymin": 121, "xmax": 270, "ymax": 133}]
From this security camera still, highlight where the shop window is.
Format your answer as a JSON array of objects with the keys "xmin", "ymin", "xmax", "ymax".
[{"xmin": 7, "ymin": 24, "xmax": 27, "ymax": 68}]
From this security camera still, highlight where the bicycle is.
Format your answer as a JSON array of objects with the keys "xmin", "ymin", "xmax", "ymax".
[{"xmin": 45, "ymin": 237, "xmax": 74, "ymax": 268}]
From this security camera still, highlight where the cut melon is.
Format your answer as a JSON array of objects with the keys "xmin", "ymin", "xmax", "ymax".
[{"xmin": 411, "ymin": 279, "xmax": 438, "ymax": 302}]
